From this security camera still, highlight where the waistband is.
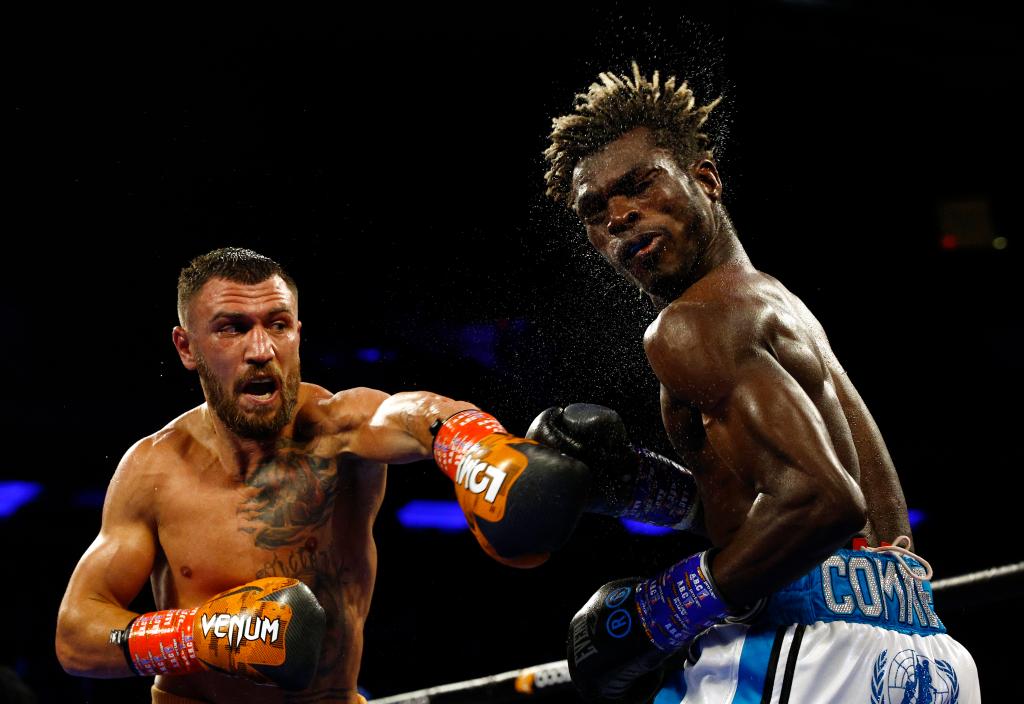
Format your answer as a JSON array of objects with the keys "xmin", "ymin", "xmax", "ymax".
[
  {"xmin": 151, "ymin": 685, "xmax": 207, "ymax": 704},
  {"xmin": 758, "ymin": 549, "xmax": 946, "ymax": 636}
]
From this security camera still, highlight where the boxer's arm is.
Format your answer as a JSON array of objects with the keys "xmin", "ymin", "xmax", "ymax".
[
  {"xmin": 56, "ymin": 441, "xmax": 158, "ymax": 677},
  {"xmin": 646, "ymin": 305, "xmax": 867, "ymax": 608},
  {"xmin": 316, "ymin": 387, "xmax": 475, "ymax": 463},
  {"xmin": 830, "ymin": 371, "xmax": 913, "ymax": 544},
  {"xmin": 320, "ymin": 388, "xmax": 590, "ymax": 566}
]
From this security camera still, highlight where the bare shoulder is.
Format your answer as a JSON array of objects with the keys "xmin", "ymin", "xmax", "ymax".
[
  {"xmin": 644, "ymin": 272, "xmax": 775, "ymax": 404},
  {"xmin": 104, "ymin": 411, "xmax": 201, "ymax": 523},
  {"xmin": 307, "ymin": 385, "xmax": 390, "ymax": 435},
  {"xmin": 645, "ymin": 266, "xmax": 834, "ymax": 407}
]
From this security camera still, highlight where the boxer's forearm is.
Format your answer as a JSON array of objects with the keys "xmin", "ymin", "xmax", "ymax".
[
  {"xmin": 710, "ymin": 478, "xmax": 866, "ymax": 608},
  {"xmin": 56, "ymin": 598, "xmax": 137, "ymax": 678},
  {"xmin": 363, "ymin": 391, "xmax": 477, "ymax": 463}
]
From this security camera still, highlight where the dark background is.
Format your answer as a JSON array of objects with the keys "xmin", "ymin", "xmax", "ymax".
[{"xmin": 7, "ymin": 2, "xmax": 1020, "ymax": 701}]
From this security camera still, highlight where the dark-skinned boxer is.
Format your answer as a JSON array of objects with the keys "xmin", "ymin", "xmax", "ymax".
[{"xmin": 529, "ymin": 65, "xmax": 980, "ymax": 703}]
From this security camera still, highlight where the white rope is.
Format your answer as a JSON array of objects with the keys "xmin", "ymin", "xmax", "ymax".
[
  {"xmin": 369, "ymin": 660, "xmax": 569, "ymax": 703},
  {"xmin": 932, "ymin": 561, "xmax": 1024, "ymax": 591}
]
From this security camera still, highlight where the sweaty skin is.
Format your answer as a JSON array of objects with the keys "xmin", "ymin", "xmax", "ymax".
[
  {"xmin": 572, "ymin": 128, "xmax": 911, "ymax": 609},
  {"xmin": 56, "ymin": 275, "xmax": 472, "ymax": 703}
]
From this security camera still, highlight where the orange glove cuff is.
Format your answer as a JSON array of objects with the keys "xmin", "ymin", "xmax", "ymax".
[
  {"xmin": 125, "ymin": 608, "xmax": 202, "ymax": 676},
  {"xmin": 432, "ymin": 410, "xmax": 507, "ymax": 480}
]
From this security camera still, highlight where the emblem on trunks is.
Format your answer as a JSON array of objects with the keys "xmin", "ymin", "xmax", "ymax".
[{"xmin": 870, "ymin": 649, "xmax": 959, "ymax": 704}]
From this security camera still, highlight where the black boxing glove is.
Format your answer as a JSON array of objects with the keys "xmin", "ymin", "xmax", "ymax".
[
  {"xmin": 568, "ymin": 552, "xmax": 735, "ymax": 703},
  {"xmin": 433, "ymin": 409, "xmax": 591, "ymax": 568},
  {"xmin": 527, "ymin": 404, "xmax": 700, "ymax": 529},
  {"xmin": 568, "ymin": 579, "xmax": 669, "ymax": 703}
]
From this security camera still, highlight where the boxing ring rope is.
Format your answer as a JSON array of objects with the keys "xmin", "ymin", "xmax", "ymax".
[{"xmin": 368, "ymin": 561, "xmax": 1024, "ymax": 703}]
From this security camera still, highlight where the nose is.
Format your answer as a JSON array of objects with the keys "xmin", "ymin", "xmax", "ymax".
[
  {"xmin": 607, "ymin": 197, "xmax": 641, "ymax": 236},
  {"xmin": 244, "ymin": 325, "xmax": 275, "ymax": 365}
]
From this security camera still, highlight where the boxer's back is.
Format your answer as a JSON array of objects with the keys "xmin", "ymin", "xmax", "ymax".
[
  {"xmin": 142, "ymin": 391, "xmax": 384, "ymax": 703},
  {"xmin": 649, "ymin": 262, "xmax": 910, "ymax": 548}
]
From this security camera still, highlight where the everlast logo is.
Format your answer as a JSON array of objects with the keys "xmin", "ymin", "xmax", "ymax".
[
  {"xmin": 572, "ymin": 615, "xmax": 598, "ymax": 664},
  {"xmin": 200, "ymin": 613, "xmax": 282, "ymax": 649},
  {"xmin": 455, "ymin": 456, "xmax": 507, "ymax": 503}
]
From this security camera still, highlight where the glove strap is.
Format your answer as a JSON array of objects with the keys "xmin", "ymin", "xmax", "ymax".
[
  {"xmin": 634, "ymin": 551, "xmax": 728, "ymax": 651},
  {"xmin": 432, "ymin": 410, "xmax": 507, "ymax": 481},
  {"xmin": 110, "ymin": 616, "xmax": 140, "ymax": 675},
  {"xmin": 620, "ymin": 448, "xmax": 700, "ymax": 529},
  {"xmin": 125, "ymin": 607, "xmax": 202, "ymax": 676}
]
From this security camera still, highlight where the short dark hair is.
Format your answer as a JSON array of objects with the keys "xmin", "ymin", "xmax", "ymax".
[
  {"xmin": 177, "ymin": 247, "xmax": 298, "ymax": 327},
  {"xmin": 544, "ymin": 62, "xmax": 721, "ymax": 206}
]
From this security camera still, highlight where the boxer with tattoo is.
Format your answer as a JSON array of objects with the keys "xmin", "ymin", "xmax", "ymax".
[{"xmin": 56, "ymin": 247, "xmax": 588, "ymax": 703}]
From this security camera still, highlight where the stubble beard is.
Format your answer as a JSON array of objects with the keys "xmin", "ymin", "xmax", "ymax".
[{"xmin": 195, "ymin": 353, "xmax": 301, "ymax": 440}]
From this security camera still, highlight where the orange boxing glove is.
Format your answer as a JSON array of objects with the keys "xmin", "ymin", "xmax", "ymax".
[
  {"xmin": 433, "ymin": 409, "xmax": 591, "ymax": 568},
  {"xmin": 111, "ymin": 578, "xmax": 325, "ymax": 691}
]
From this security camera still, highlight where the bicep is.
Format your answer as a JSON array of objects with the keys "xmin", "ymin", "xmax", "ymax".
[
  {"xmin": 65, "ymin": 520, "xmax": 156, "ymax": 610},
  {"xmin": 711, "ymin": 354, "xmax": 858, "ymax": 500},
  {"xmin": 328, "ymin": 388, "xmax": 473, "ymax": 464},
  {"xmin": 62, "ymin": 459, "xmax": 158, "ymax": 612},
  {"xmin": 648, "ymin": 307, "xmax": 854, "ymax": 493}
]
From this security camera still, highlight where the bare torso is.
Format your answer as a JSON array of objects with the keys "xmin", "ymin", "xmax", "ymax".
[
  {"xmin": 650, "ymin": 263, "xmax": 910, "ymax": 552},
  {"xmin": 141, "ymin": 385, "xmax": 384, "ymax": 703}
]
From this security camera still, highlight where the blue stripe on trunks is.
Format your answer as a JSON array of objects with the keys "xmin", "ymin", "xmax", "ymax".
[{"xmin": 732, "ymin": 625, "xmax": 777, "ymax": 703}]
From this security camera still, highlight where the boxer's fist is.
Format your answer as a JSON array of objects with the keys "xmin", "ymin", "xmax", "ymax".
[
  {"xmin": 118, "ymin": 578, "xmax": 325, "ymax": 690},
  {"xmin": 567, "ymin": 579, "xmax": 668, "ymax": 703},
  {"xmin": 434, "ymin": 410, "xmax": 591, "ymax": 567},
  {"xmin": 569, "ymin": 552, "xmax": 731, "ymax": 703},
  {"xmin": 528, "ymin": 404, "xmax": 700, "ymax": 529},
  {"xmin": 527, "ymin": 404, "xmax": 636, "ymax": 515}
]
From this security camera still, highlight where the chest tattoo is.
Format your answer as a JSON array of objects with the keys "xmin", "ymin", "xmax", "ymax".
[{"xmin": 237, "ymin": 449, "xmax": 339, "ymax": 549}]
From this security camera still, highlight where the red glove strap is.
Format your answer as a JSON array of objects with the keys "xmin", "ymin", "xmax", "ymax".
[
  {"xmin": 127, "ymin": 608, "xmax": 201, "ymax": 676},
  {"xmin": 433, "ymin": 410, "xmax": 507, "ymax": 480}
]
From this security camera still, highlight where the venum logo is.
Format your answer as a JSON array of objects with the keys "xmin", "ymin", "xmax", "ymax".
[
  {"xmin": 200, "ymin": 612, "xmax": 282, "ymax": 649},
  {"xmin": 455, "ymin": 456, "xmax": 507, "ymax": 503}
]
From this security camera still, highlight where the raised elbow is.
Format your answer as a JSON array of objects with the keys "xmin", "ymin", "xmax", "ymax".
[{"xmin": 814, "ymin": 476, "xmax": 868, "ymax": 545}]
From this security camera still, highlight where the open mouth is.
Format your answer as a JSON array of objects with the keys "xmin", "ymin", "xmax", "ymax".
[
  {"xmin": 239, "ymin": 376, "xmax": 280, "ymax": 402},
  {"xmin": 620, "ymin": 232, "xmax": 661, "ymax": 267}
]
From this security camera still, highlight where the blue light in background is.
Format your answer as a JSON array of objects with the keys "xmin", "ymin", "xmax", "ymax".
[
  {"xmin": 908, "ymin": 508, "xmax": 926, "ymax": 529},
  {"xmin": 396, "ymin": 500, "xmax": 468, "ymax": 532},
  {"xmin": 620, "ymin": 518, "xmax": 675, "ymax": 536},
  {"xmin": 74, "ymin": 488, "xmax": 107, "ymax": 509},
  {"xmin": 356, "ymin": 348, "xmax": 383, "ymax": 363},
  {"xmin": 458, "ymin": 324, "xmax": 498, "ymax": 369},
  {"xmin": 0, "ymin": 481, "xmax": 43, "ymax": 518}
]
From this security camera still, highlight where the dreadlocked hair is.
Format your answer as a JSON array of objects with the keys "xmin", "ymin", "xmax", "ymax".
[{"xmin": 544, "ymin": 62, "xmax": 722, "ymax": 206}]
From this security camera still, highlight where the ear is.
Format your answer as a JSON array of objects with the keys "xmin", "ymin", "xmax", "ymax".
[
  {"xmin": 172, "ymin": 326, "xmax": 197, "ymax": 370},
  {"xmin": 691, "ymin": 159, "xmax": 723, "ymax": 202}
]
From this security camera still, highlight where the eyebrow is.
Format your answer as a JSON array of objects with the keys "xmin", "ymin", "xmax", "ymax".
[
  {"xmin": 210, "ymin": 307, "xmax": 295, "ymax": 322},
  {"xmin": 575, "ymin": 165, "xmax": 660, "ymax": 211}
]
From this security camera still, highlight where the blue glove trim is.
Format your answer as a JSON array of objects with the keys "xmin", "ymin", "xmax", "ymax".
[{"xmin": 635, "ymin": 551, "xmax": 729, "ymax": 651}]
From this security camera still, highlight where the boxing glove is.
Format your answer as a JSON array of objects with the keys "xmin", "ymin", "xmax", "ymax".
[
  {"xmin": 111, "ymin": 577, "xmax": 325, "ymax": 691},
  {"xmin": 433, "ymin": 409, "xmax": 591, "ymax": 568},
  {"xmin": 568, "ymin": 552, "xmax": 729, "ymax": 703},
  {"xmin": 528, "ymin": 403, "xmax": 700, "ymax": 529}
]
